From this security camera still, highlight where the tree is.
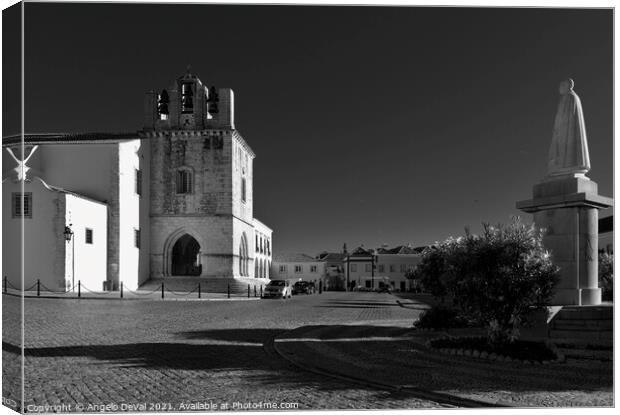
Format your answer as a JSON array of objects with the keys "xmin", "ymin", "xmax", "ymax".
[{"xmin": 414, "ymin": 218, "xmax": 559, "ymax": 346}]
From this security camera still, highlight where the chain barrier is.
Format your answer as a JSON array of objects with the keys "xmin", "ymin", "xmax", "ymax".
[
  {"xmin": 80, "ymin": 284, "xmax": 116, "ymax": 295},
  {"xmin": 123, "ymin": 285, "xmax": 162, "ymax": 296},
  {"xmin": 163, "ymin": 285, "xmax": 199, "ymax": 296},
  {"xmin": 3, "ymin": 278, "xmax": 257, "ymax": 300},
  {"xmin": 38, "ymin": 282, "xmax": 77, "ymax": 295}
]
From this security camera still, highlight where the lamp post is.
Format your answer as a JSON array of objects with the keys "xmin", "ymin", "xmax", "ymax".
[
  {"xmin": 371, "ymin": 254, "xmax": 375, "ymax": 291},
  {"xmin": 64, "ymin": 225, "xmax": 74, "ymax": 291}
]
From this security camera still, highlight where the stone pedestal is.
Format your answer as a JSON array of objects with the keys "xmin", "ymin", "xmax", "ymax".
[{"xmin": 517, "ymin": 175, "xmax": 612, "ymax": 306}]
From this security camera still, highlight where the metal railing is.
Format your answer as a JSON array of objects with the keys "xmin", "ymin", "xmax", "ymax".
[{"xmin": 2, "ymin": 276, "xmax": 264, "ymax": 301}]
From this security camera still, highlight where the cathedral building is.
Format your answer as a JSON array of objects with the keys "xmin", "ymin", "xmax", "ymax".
[{"xmin": 2, "ymin": 69, "xmax": 273, "ymax": 292}]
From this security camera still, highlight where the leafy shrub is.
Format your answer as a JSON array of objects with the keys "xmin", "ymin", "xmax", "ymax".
[
  {"xmin": 413, "ymin": 218, "xmax": 559, "ymax": 346},
  {"xmin": 599, "ymin": 253, "xmax": 613, "ymax": 302},
  {"xmin": 414, "ymin": 306, "xmax": 472, "ymax": 329}
]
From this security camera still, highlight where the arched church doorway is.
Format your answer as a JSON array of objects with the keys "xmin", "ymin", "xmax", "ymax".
[{"xmin": 171, "ymin": 234, "xmax": 201, "ymax": 276}]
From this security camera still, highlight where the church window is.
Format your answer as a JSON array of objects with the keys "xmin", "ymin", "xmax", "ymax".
[
  {"xmin": 241, "ymin": 178, "xmax": 246, "ymax": 203},
  {"xmin": 85, "ymin": 228, "xmax": 93, "ymax": 244},
  {"xmin": 181, "ymin": 82, "xmax": 194, "ymax": 114},
  {"xmin": 12, "ymin": 192, "xmax": 32, "ymax": 218},
  {"xmin": 134, "ymin": 229, "xmax": 141, "ymax": 249},
  {"xmin": 176, "ymin": 169, "xmax": 193, "ymax": 194},
  {"xmin": 135, "ymin": 169, "xmax": 142, "ymax": 196}
]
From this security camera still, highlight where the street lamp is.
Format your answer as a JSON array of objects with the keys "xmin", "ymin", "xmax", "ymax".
[{"xmin": 64, "ymin": 225, "xmax": 75, "ymax": 291}]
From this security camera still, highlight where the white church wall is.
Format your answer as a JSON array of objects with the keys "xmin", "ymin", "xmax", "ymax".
[
  {"xmin": 118, "ymin": 140, "xmax": 143, "ymax": 290},
  {"xmin": 65, "ymin": 194, "xmax": 107, "ymax": 292},
  {"xmin": 2, "ymin": 178, "xmax": 66, "ymax": 290},
  {"xmin": 138, "ymin": 139, "xmax": 151, "ymax": 287}
]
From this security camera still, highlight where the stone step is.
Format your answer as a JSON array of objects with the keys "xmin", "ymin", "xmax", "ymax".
[
  {"xmin": 139, "ymin": 277, "xmax": 268, "ymax": 294},
  {"xmin": 549, "ymin": 329, "xmax": 613, "ymax": 341},
  {"xmin": 551, "ymin": 319, "xmax": 613, "ymax": 331},
  {"xmin": 555, "ymin": 306, "xmax": 613, "ymax": 321}
]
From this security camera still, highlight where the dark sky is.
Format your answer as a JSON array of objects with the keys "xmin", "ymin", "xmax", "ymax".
[{"xmin": 8, "ymin": 3, "xmax": 614, "ymax": 255}]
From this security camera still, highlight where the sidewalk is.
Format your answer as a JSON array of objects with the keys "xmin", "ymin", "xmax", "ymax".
[{"xmin": 272, "ymin": 302, "xmax": 613, "ymax": 407}]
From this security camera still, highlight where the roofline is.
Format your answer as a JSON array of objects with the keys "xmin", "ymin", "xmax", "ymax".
[{"xmin": 3, "ymin": 132, "xmax": 140, "ymax": 147}]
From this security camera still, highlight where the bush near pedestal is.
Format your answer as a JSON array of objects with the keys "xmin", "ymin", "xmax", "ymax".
[{"xmin": 413, "ymin": 218, "xmax": 559, "ymax": 346}]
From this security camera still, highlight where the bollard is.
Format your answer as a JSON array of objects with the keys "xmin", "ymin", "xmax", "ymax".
[
  {"xmin": 3, "ymin": 276, "xmax": 7, "ymax": 294},
  {"xmin": 161, "ymin": 282, "xmax": 164, "ymax": 299},
  {"xmin": 248, "ymin": 284, "xmax": 250, "ymax": 298},
  {"xmin": 198, "ymin": 283, "xmax": 201, "ymax": 299},
  {"xmin": 120, "ymin": 282, "xmax": 124, "ymax": 299},
  {"xmin": 227, "ymin": 284, "xmax": 230, "ymax": 299},
  {"xmin": 78, "ymin": 281, "xmax": 81, "ymax": 298},
  {"xmin": 254, "ymin": 286, "xmax": 257, "ymax": 298},
  {"xmin": 37, "ymin": 279, "xmax": 40, "ymax": 297}
]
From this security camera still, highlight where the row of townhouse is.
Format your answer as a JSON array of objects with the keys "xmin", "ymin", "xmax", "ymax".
[{"xmin": 271, "ymin": 244, "xmax": 427, "ymax": 292}]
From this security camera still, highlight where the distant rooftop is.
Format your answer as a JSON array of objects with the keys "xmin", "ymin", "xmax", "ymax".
[
  {"xmin": 2, "ymin": 132, "xmax": 139, "ymax": 146},
  {"xmin": 273, "ymin": 253, "xmax": 318, "ymax": 263}
]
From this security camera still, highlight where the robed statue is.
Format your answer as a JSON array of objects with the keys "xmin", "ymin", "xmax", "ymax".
[{"xmin": 547, "ymin": 79, "xmax": 591, "ymax": 178}]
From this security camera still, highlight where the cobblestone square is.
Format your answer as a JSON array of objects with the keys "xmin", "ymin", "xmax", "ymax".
[{"xmin": 3, "ymin": 292, "xmax": 450, "ymax": 411}]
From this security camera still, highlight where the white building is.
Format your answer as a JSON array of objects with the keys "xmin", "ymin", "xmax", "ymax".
[
  {"xmin": 343, "ymin": 245, "xmax": 424, "ymax": 291},
  {"xmin": 2, "ymin": 69, "xmax": 273, "ymax": 292},
  {"xmin": 272, "ymin": 253, "xmax": 326, "ymax": 284}
]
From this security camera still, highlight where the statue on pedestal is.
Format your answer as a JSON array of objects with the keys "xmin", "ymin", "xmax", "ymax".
[{"xmin": 547, "ymin": 78, "xmax": 591, "ymax": 178}]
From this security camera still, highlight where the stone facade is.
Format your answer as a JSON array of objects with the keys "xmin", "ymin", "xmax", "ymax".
[{"xmin": 2, "ymin": 69, "xmax": 273, "ymax": 290}]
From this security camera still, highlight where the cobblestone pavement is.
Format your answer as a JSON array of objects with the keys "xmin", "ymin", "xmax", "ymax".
[
  {"xmin": 3, "ymin": 292, "xmax": 451, "ymax": 411},
  {"xmin": 275, "ymin": 325, "xmax": 613, "ymax": 407}
]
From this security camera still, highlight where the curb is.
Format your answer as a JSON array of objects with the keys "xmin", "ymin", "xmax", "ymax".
[{"xmin": 268, "ymin": 327, "xmax": 510, "ymax": 408}]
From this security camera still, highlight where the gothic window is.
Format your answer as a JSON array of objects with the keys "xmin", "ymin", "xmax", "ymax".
[
  {"xmin": 135, "ymin": 169, "xmax": 142, "ymax": 196},
  {"xmin": 176, "ymin": 169, "xmax": 193, "ymax": 194},
  {"xmin": 255, "ymin": 234, "xmax": 259, "ymax": 252},
  {"xmin": 181, "ymin": 82, "xmax": 194, "ymax": 114},
  {"xmin": 85, "ymin": 228, "xmax": 93, "ymax": 244},
  {"xmin": 12, "ymin": 192, "xmax": 32, "ymax": 218},
  {"xmin": 239, "ymin": 233, "xmax": 249, "ymax": 276},
  {"xmin": 157, "ymin": 89, "xmax": 169, "ymax": 120}
]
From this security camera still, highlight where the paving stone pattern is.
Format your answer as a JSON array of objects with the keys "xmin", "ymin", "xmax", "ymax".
[{"xmin": 3, "ymin": 292, "xmax": 447, "ymax": 411}]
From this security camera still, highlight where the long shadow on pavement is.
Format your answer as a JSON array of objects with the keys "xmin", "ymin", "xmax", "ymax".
[{"xmin": 2, "ymin": 328, "xmax": 426, "ymax": 404}]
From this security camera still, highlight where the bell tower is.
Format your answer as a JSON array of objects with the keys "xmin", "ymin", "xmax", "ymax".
[
  {"xmin": 142, "ymin": 68, "xmax": 253, "ymax": 280},
  {"xmin": 143, "ymin": 67, "xmax": 234, "ymax": 131}
]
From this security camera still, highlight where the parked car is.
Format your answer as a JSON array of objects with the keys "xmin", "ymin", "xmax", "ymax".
[
  {"xmin": 292, "ymin": 281, "xmax": 315, "ymax": 295},
  {"xmin": 263, "ymin": 280, "xmax": 292, "ymax": 299},
  {"xmin": 377, "ymin": 285, "xmax": 393, "ymax": 293}
]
